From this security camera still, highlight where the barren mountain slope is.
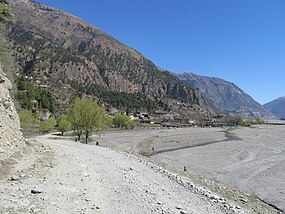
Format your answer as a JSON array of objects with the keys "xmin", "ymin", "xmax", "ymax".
[
  {"xmin": 176, "ymin": 72, "xmax": 273, "ymax": 118},
  {"xmin": 264, "ymin": 96, "xmax": 285, "ymax": 119}
]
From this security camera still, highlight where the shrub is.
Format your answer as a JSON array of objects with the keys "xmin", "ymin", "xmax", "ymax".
[
  {"xmin": 255, "ymin": 118, "xmax": 265, "ymax": 124},
  {"xmin": 243, "ymin": 119, "xmax": 254, "ymax": 127},
  {"xmin": 19, "ymin": 109, "xmax": 36, "ymax": 131},
  {"xmin": 39, "ymin": 118, "xmax": 55, "ymax": 133},
  {"xmin": 113, "ymin": 113, "xmax": 136, "ymax": 129},
  {"xmin": 57, "ymin": 116, "xmax": 72, "ymax": 135}
]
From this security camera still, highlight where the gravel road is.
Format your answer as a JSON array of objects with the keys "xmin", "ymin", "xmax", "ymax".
[{"xmin": 0, "ymin": 134, "xmax": 247, "ymax": 214}]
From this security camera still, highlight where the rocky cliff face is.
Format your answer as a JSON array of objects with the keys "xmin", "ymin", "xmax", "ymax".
[
  {"xmin": 0, "ymin": 63, "xmax": 25, "ymax": 177},
  {"xmin": 176, "ymin": 72, "xmax": 274, "ymax": 119},
  {"xmin": 263, "ymin": 97, "xmax": 285, "ymax": 119},
  {"xmin": 8, "ymin": 0, "xmax": 210, "ymax": 118}
]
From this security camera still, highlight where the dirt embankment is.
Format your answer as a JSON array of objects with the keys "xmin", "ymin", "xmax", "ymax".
[{"xmin": 0, "ymin": 63, "xmax": 27, "ymax": 180}]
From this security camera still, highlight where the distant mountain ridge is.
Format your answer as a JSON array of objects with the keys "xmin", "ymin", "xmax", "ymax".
[
  {"xmin": 175, "ymin": 72, "xmax": 274, "ymax": 118},
  {"xmin": 8, "ymin": 0, "xmax": 210, "ymax": 119},
  {"xmin": 263, "ymin": 97, "xmax": 285, "ymax": 119}
]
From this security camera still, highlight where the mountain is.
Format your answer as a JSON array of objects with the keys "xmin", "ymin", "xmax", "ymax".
[
  {"xmin": 263, "ymin": 97, "xmax": 285, "ymax": 119},
  {"xmin": 8, "ymin": 0, "xmax": 210, "ymax": 119},
  {"xmin": 175, "ymin": 72, "xmax": 273, "ymax": 119}
]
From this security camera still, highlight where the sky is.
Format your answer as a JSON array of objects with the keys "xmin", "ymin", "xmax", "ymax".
[{"xmin": 36, "ymin": 0, "xmax": 285, "ymax": 104}]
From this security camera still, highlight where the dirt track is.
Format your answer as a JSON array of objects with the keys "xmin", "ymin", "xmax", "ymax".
[{"xmin": 0, "ymin": 134, "xmax": 248, "ymax": 214}]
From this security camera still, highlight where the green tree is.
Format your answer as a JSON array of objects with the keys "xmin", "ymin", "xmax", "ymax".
[
  {"xmin": 68, "ymin": 97, "xmax": 106, "ymax": 144},
  {"xmin": 105, "ymin": 116, "xmax": 113, "ymax": 127},
  {"xmin": 57, "ymin": 115, "xmax": 72, "ymax": 135},
  {"xmin": 128, "ymin": 119, "xmax": 137, "ymax": 129},
  {"xmin": 113, "ymin": 113, "xmax": 136, "ymax": 129},
  {"xmin": 255, "ymin": 117, "xmax": 265, "ymax": 124},
  {"xmin": 19, "ymin": 109, "xmax": 36, "ymax": 132},
  {"xmin": 39, "ymin": 118, "xmax": 56, "ymax": 133},
  {"xmin": 15, "ymin": 76, "xmax": 57, "ymax": 113},
  {"xmin": 113, "ymin": 113, "xmax": 130, "ymax": 128},
  {"xmin": 0, "ymin": 0, "xmax": 11, "ymax": 21},
  {"xmin": 243, "ymin": 119, "xmax": 254, "ymax": 127}
]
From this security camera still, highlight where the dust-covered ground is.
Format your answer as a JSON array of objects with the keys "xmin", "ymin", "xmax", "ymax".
[{"xmin": 97, "ymin": 125, "xmax": 285, "ymax": 213}]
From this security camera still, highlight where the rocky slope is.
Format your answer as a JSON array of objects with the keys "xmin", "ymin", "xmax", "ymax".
[
  {"xmin": 8, "ymin": 0, "xmax": 210, "ymax": 119},
  {"xmin": 263, "ymin": 97, "xmax": 285, "ymax": 119},
  {"xmin": 0, "ymin": 63, "xmax": 26, "ymax": 179},
  {"xmin": 176, "ymin": 72, "xmax": 273, "ymax": 118}
]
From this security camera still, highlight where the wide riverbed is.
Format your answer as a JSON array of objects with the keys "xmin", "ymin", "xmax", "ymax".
[{"xmin": 97, "ymin": 125, "xmax": 285, "ymax": 212}]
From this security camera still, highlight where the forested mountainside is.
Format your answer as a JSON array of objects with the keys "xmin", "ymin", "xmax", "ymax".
[{"xmin": 8, "ymin": 0, "xmax": 210, "ymax": 119}]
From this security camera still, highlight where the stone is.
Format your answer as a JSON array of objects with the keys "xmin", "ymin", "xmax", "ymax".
[
  {"xmin": 240, "ymin": 198, "xmax": 248, "ymax": 203},
  {"xmin": 10, "ymin": 175, "xmax": 19, "ymax": 181},
  {"xmin": 0, "ymin": 147, "xmax": 4, "ymax": 153},
  {"xmin": 31, "ymin": 187, "xmax": 43, "ymax": 194},
  {"xmin": 175, "ymin": 205, "xmax": 182, "ymax": 210}
]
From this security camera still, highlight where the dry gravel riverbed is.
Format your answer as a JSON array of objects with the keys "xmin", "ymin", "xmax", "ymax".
[{"xmin": 98, "ymin": 125, "xmax": 285, "ymax": 213}]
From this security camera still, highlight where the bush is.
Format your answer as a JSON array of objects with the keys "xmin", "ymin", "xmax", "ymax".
[
  {"xmin": 113, "ymin": 113, "xmax": 129, "ymax": 128},
  {"xmin": 128, "ymin": 119, "xmax": 137, "ymax": 129},
  {"xmin": 113, "ymin": 113, "xmax": 136, "ymax": 129},
  {"xmin": 105, "ymin": 116, "xmax": 113, "ymax": 127},
  {"xmin": 19, "ymin": 109, "xmax": 36, "ymax": 131},
  {"xmin": 57, "ymin": 115, "xmax": 72, "ymax": 135},
  {"xmin": 39, "ymin": 118, "xmax": 56, "ymax": 133},
  {"xmin": 0, "ymin": 0, "xmax": 11, "ymax": 21},
  {"xmin": 243, "ymin": 119, "xmax": 254, "ymax": 127},
  {"xmin": 255, "ymin": 117, "xmax": 265, "ymax": 124}
]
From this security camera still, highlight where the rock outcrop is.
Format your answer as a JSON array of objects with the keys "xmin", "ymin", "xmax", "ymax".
[{"xmin": 0, "ymin": 63, "xmax": 25, "ymax": 178}]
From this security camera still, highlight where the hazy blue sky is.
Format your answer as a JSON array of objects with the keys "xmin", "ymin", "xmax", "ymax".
[{"xmin": 37, "ymin": 0, "xmax": 285, "ymax": 104}]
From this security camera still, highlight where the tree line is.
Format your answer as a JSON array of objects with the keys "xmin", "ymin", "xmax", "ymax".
[
  {"xmin": 19, "ymin": 97, "xmax": 137, "ymax": 143},
  {"xmin": 69, "ymin": 80, "xmax": 156, "ymax": 112},
  {"xmin": 15, "ymin": 76, "xmax": 56, "ymax": 113}
]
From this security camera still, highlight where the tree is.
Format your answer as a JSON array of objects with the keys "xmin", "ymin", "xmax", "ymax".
[
  {"xmin": 68, "ymin": 97, "xmax": 106, "ymax": 144},
  {"xmin": 255, "ymin": 117, "xmax": 265, "ymax": 124},
  {"xmin": 19, "ymin": 109, "xmax": 36, "ymax": 132},
  {"xmin": 39, "ymin": 118, "xmax": 56, "ymax": 133},
  {"xmin": 57, "ymin": 115, "xmax": 72, "ymax": 135},
  {"xmin": 243, "ymin": 119, "xmax": 254, "ymax": 127},
  {"xmin": 113, "ymin": 113, "xmax": 136, "ymax": 129},
  {"xmin": 113, "ymin": 113, "xmax": 130, "ymax": 128},
  {"xmin": 0, "ymin": 0, "xmax": 11, "ymax": 21},
  {"xmin": 224, "ymin": 115, "xmax": 243, "ymax": 126}
]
